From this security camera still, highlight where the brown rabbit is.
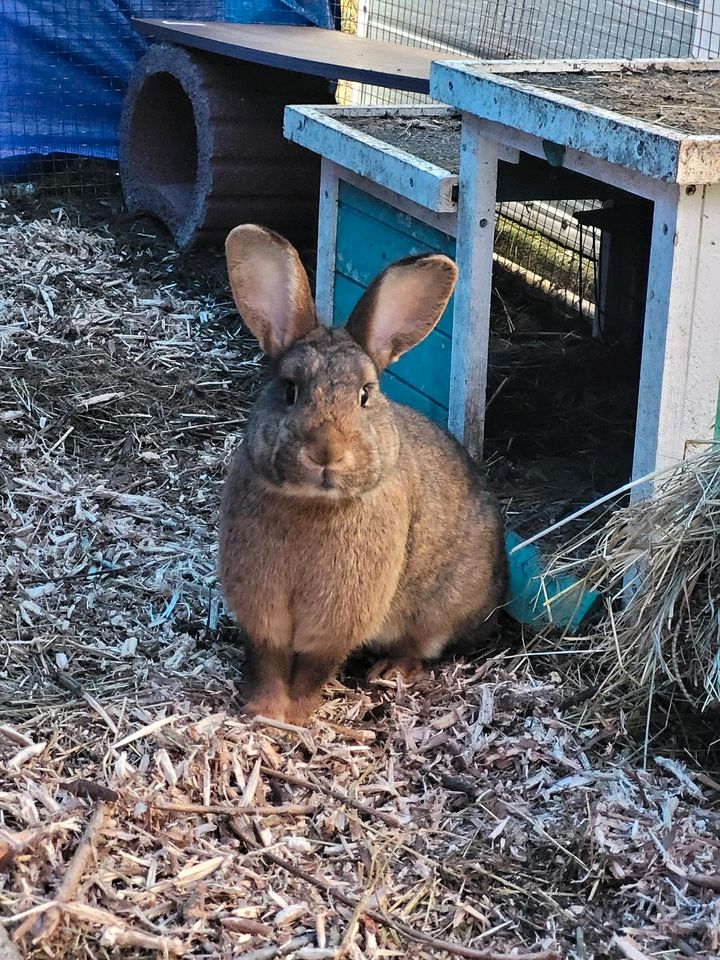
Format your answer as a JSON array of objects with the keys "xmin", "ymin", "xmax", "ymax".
[{"xmin": 219, "ymin": 224, "xmax": 506, "ymax": 724}]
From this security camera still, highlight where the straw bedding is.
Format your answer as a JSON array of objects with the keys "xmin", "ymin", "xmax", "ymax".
[
  {"xmin": 543, "ymin": 446, "xmax": 720, "ymax": 723},
  {"xmin": 1, "ymin": 194, "xmax": 719, "ymax": 960}
]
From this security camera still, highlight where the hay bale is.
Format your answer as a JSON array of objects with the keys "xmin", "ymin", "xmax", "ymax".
[{"xmin": 544, "ymin": 447, "xmax": 720, "ymax": 718}]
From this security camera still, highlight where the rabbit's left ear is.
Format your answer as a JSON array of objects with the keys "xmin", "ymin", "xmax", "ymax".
[
  {"xmin": 346, "ymin": 254, "xmax": 457, "ymax": 371},
  {"xmin": 226, "ymin": 224, "xmax": 317, "ymax": 357}
]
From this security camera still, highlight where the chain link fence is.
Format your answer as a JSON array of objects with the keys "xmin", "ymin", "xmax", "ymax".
[{"xmin": 351, "ymin": 0, "xmax": 700, "ymax": 60}]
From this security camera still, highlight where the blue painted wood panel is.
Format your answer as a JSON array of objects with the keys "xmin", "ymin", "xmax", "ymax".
[
  {"xmin": 333, "ymin": 271, "xmax": 364, "ymax": 323},
  {"xmin": 339, "ymin": 182, "xmax": 457, "ymax": 252},
  {"xmin": 382, "ymin": 372, "xmax": 449, "ymax": 427}
]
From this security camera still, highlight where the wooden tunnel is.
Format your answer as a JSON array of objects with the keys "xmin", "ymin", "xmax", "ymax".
[{"xmin": 119, "ymin": 42, "xmax": 333, "ymax": 249}]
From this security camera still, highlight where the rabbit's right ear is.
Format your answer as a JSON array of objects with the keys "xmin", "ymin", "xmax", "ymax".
[{"xmin": 225, "ymin": 225, "xmax": 317, "ymax": 357}]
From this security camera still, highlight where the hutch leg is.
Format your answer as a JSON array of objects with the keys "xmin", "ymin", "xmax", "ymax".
[
  {"xmin": 315, "ymin": 158, "xmax": 340, "ymax": 327},
  {"xmin": 632, "ymin": 183, "xmax": 720, "ymax": 495},
  {"xmin": 449, "ymin": 114, "xmax": 500, "ymax": 460}
]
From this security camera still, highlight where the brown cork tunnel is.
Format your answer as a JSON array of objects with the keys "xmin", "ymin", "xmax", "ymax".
[{"xmin": 120, "ymin": 43, "xmax": 334, "ymax": 249}]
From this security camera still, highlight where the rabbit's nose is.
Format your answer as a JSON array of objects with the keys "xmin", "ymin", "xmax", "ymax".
[{"xmin": 303, "ymin": 426, "xmax": 349, "ymax": 468}]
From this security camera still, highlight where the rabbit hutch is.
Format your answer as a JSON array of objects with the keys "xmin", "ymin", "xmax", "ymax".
[{"xmin": 285, "ymin": 57, "xmax": 720, "ymax": 629}]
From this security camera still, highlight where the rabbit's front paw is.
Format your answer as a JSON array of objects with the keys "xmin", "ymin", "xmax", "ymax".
[
  {"xmin": 366, "ymin": 656, "xmax": 425, "ymax": 683},
  {"xmin": 243, "ymin": 692, "xmax": 289, "ymax": 723},
  {"xmin": 283, "ymin": 696, "xmax": 319, "ymax": 728}
]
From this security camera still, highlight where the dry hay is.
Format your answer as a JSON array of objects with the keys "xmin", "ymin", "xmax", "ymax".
[
  {"xmin": 542, "ymin": 447, "xmax": 720, "ymax": 727},
  {"xmin": 1, "ymin": 195, "xmax": 720, "ymax": 960}
]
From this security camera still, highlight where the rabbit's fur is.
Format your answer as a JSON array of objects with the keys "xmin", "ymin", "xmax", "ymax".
[{"xmin": 219, "ymin": 224, "xmax": 506, "ymax": 724}]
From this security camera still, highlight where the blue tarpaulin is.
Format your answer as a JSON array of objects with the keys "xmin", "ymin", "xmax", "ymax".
[{"xmin": 0, "ymin": 0, "xmax": 334, "ymax": 177}]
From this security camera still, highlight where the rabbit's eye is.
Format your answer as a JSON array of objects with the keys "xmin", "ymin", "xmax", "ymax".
[
  {"xmin": 359, "ymin": 385, "xmax": 370, "ymax": 407},
  {"xmin": 284, "ymin": 381, "xmax": 297, "ymax": 405}
]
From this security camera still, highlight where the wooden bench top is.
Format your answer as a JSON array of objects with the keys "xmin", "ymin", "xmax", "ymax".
[{"xmin": 133, "ymin": 20, "xmax": 466, "ymax": 93}]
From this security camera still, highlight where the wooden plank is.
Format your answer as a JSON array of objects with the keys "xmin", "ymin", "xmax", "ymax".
[
  {"xmin": 315, "ymin": 159, "xmax": 340, "ymax": 326},
  {"xmin": 292, "ymin": 104, "xmax": 457, "ymax": 117},
  {"xmin": 448, "ymin": 115, "xmax": 498, "ymax": 460},
  {"xmin": 678, "ymin": 183, "xmax": 720, "ymax": 455},
  {"xmin": 333, "ymin": 271, "xmax": 365, "ymax": 326},
  {"xmin": 287, "ymin": 104, "xmax": 460, "ymax": 121},
  {"xmin": 389, "ymin": 328, "xmax": 451, "ymax": 409},
  {"xmin": 285, "ymin": 105, "xmax": 459, "ymax": 212},
  {"xmin": 133, "ymin": 20, "xmax": 463, "ymax": 93},
  {"xmin": 431, "ymin": 60, "xmax": 720, "ymax": 185},
  {"xmin": 632, "ymin": 185, "xmax": 700, "ymax": 490},
  {"xmin": 335, "ymin": 197, "xmax": 455, "ymax": 283},
  {"xmin": 336, "ymin": 194, "xmax": 455, "ymax": 265},
  {"xmin": 472, "ymin": 117, "xmax": 671, "ymax": 203},
  {"xmin": 442, "ymin": 57, "xmax": 720, "ymax": 76},
  {"xmin": 337, "ymin": 167, "xmax": 459, "ymax": 237},
  {"xmin": 632, "ymin": 183, "xmax": 720, "ymax": 492},
  {"xmin": 498, "ymin": 153, "xmax": 630, "ymax": 203},
  {"xmin": 338, "ymin": 178, "xmax": 457, "ymax": 248},
  {"xmin": 433, "ymin": 63, "xmax": 682, "ymax": 183}
]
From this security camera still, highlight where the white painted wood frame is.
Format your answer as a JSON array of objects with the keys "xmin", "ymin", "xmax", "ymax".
[
  {"xmin": 431, "ymin": 59, "xmax": 720, "ymax": 185},
  {"xmin": 315, "ymin": 158, "xmax": 340, "ymax": 326},
  {"xmin": 449, "ymin": 115, "xmax": 499, "ymax": 459},
  {"xmin": 432, "ymin": 58, "xmax": 720, "ymax": 493},
  {"xmin": 285, "ymin": 105, "xmax": 461, "ymax": 213},
  {"xmin": 456, "ymin": 123, "xmax": 720, "ymax": 490},
  {"xmin": 634, "ymin": 182, "xmax": 720, "ymax": 493},
  {"xmin": 285, "ymin": 104, "xmax": 519, "ymax": 214}
]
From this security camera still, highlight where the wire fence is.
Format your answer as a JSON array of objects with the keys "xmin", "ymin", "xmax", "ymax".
[{"xmin": 353, "ymin": 0, "xmax": 701, "ymax": 60}]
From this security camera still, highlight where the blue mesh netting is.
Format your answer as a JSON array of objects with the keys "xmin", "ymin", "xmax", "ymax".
[{"xmin": 0, "ymin": 0, "xmax": 335, "ymax": 176}]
